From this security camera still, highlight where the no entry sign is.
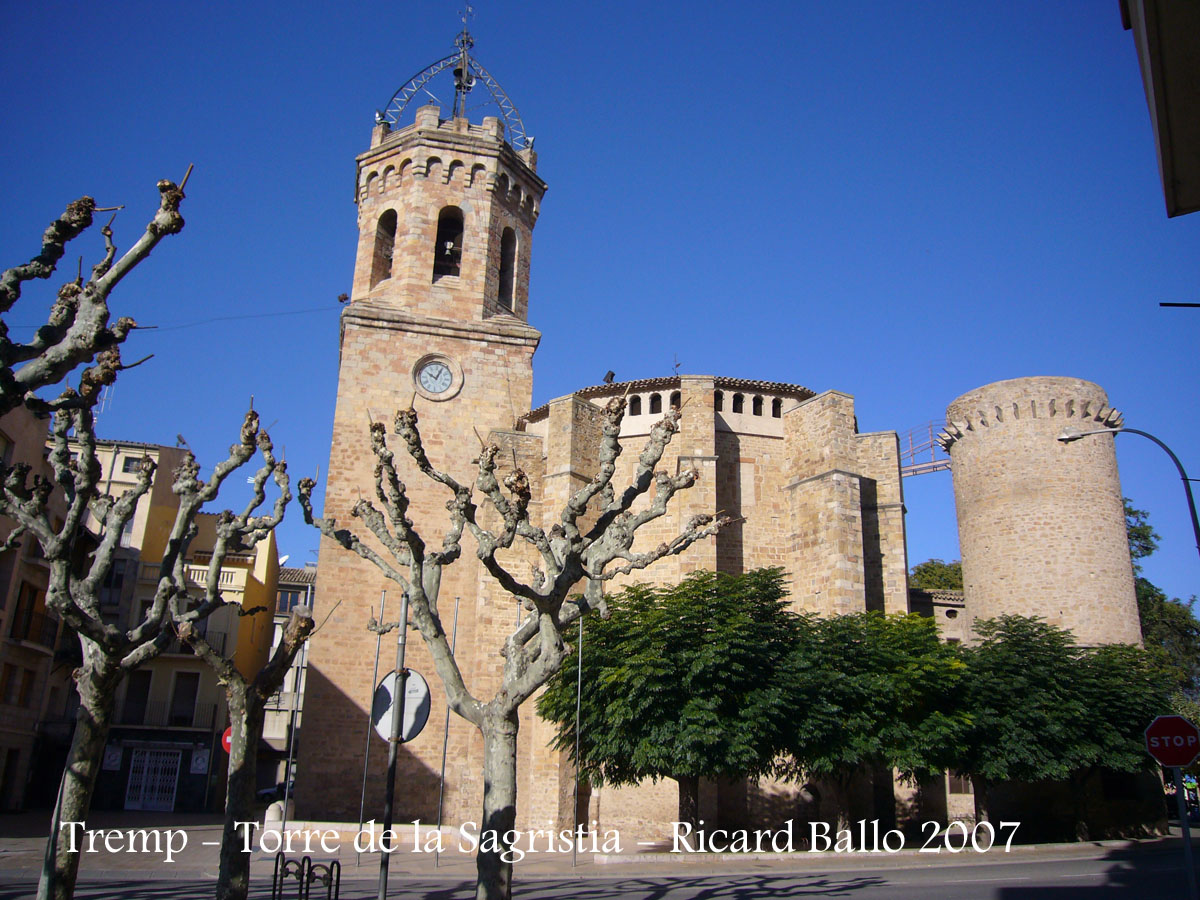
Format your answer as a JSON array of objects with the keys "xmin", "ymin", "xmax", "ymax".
[{"xmin": 1145, "ymin": 715, "xmax": 1200, "ymax": 768}]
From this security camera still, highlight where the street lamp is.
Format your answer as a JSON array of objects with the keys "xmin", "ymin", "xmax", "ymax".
[{"xmin": 1057, "ymin": 426, "xmax": 1200, "ymax": 562}]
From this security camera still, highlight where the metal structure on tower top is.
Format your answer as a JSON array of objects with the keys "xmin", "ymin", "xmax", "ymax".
[{"xmin": 378, "ymin": 8, "xmax": 530, "ymax": 151}]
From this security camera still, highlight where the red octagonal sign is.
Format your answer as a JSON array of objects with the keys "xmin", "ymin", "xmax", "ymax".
[{"xmin": 1145, "ymin": 715, "xmax": 1200, "ymax": 767}]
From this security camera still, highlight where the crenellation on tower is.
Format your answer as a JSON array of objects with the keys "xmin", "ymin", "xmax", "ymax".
[
  {"xmin": 942, "ymin": 376, "xmax": 1140, "ymax": 646},
  {"xmin": 352, "ymin": 103, "xmax": 545, "ymax": 322}
]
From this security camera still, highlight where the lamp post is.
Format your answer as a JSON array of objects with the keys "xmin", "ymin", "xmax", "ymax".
[
  {"xmin": 1061, "ymin": 425, "xmax": 1200, "ymax": 900},
  {"xmin": 1058, "ymin": 426, "xmax": 1200, "ymax": 563}
]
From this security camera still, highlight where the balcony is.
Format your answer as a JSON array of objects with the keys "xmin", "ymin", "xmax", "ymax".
[
  {"xmin": 116, "ymin": 700, "xmax": 217, "ymax": 730},
  {"xmin": 8, "ymin": 609, "xmax": 59, "ymax": 652},
  {"xmin": 139, "ymin": 562, "xmax": 247, "ymax": 592},
  {"xmin": 265, "ymin": 690, "xmax": 301, "ymax": 713}
]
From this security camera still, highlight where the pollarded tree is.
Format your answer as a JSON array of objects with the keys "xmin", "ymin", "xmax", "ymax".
[
  {"xmin": 300, "ymin": 400, "xmax": 727, "ymax": 900},
  {"xmin": 0, "ymin": 183, "xmax": 189, "ymax": 900},
  {"xmin": 538, "ymin": 568, "xmax": 799, "ymax": 828},
  {"xmin": 0, "ymin": 185, "xmax": 306, "ymax": 900},
  {"xmin": 174, "ymin": 433, "xmax": 313, "ymax": 900}
]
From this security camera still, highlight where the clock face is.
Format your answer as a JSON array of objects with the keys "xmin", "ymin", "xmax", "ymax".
[{"xmin": 417, "ymin": 361, "xmax": 452, "ymax": 394}]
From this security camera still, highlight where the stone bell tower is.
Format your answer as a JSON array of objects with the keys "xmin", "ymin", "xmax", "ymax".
[{"xmin": 298, "ymin": 33, "xmax": 546, "ymax": 822}]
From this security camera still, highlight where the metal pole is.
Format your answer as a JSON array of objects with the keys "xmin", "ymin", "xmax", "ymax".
[
  {"xmin": 1060, "ymin": 427, "xmax": 1200, "ymax": 562},
  {"xmin": 280, "ymin": 580, "xmax": 312, "ymax": 834},
  {"xmin": 378, "ymin": 592, "xmax": 410, "ymax": 900},
  {"xmin": 1173, "ymin": 766, "xmax": 1199, "ymax": 900},
  {"xmin": 434, "ymin": 596, "xmax": 460, "ymax": 869},
  {"xmin": 572, "ymin": 614, "xmax": 583, "ymax": 868},
  {"xmin": 1119, "ymin": 428, "xmax": 1200, "ymax": 562},
  {"xmin": 356, "ymin": 591, "xmax": 386, "ymax": 867}
]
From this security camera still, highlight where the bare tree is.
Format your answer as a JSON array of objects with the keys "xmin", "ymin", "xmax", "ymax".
[
  {"xmin": 300, "ymin": 398, "xmax": 727, "ymax": 900},
  {"xmin": 0, "ymin": 180, "xmax": 185, "ymax": 418},
  {"xmin": 174, "ymin": 427, "xmax": 315, "ymax": 900},
  {"xmin": 0, "ymin": 183, "xmax": 300, "ymax": 900},
  {"xmin": 0, "ymin": 182, "xmax": 188, "ymax": 900}
]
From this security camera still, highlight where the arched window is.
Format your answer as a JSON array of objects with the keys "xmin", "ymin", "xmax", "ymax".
[
  {"xmin": 670, "ymin": 391, "xmax": 681, "ymax": 410},
  {"xmin": 433, "ymin": 206, "xmax": 464, "ymax": 281},
  {"xmin": 771, "ymin": 398, "xmax": 782, "ymax": 418},
  {"xmin": 629, "ymin": 396, "xmax": 642, "ymax": 416},
  {"xmin": 371, "ymin": 210, "xmax": 397, "ymax": 288},
  {"xmin": 649, "ymin": 394, "xmax": 662, "ymax": 415},
  {"xmin": 714, "ymin": 391, "xmax": 723, "ymax": 412},
  {"xmin": 498, "ymin": 227, "xmax": 516, "ymax": 310},
  {"xmin": 752, "ymin": 396, "xmax": 763, "ymax": 416},
  {"xmin": 732, "ymin": 393, "xmax": 744, "ymax": 414}
]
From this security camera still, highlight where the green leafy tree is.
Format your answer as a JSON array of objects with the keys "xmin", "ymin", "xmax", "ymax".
[
  {"xmin": 1124, "ymin": 499, "xmax": 1160, "ymax": 572},
  {"xmin": 538, "ymin": 569, "xmax": 798, "ymax": 826},
  {"xmin": 909, "ymin": 558, "xmax": 963, "ymax": 591},
  {"xmin": 783, "ymin": 612, "xmax": 968, "ymax": 828},
  {"xmin": 958, "ymin": 616, "xmax": 1087, "ymax": 822},
  {"xmin": 1125, "ymin": 499, "xmax": 1200, "ymax": 696},
  {"xmin": 1078, "ymin": 643, "xmax": 1177, "ymax": 773},
  {"xmin": 957, "ymin": 616, "xmax": 1174, "ymax": 831},
  {"xmin": 1137, "ymin": 579, "xmax": 1200, "ymax": 695}
]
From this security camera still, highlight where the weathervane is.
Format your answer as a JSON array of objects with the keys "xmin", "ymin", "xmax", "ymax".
[{"xmin": 377, "ymin": 4, "xmax": 530, "ymax": 150}]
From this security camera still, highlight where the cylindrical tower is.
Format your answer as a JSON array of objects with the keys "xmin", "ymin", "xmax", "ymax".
[{"xmin": 937, "ymin": 376, "xmax": 1140, "ymax": 645}]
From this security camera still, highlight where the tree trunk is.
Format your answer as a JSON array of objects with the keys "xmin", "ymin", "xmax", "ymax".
[
  {"xmin": 215, "ymin": 684, "xmax": 263, "ymax": 900},
  {"xmin": 1070, "ymin": 770, "xmax": 1090, "ymax": 842},
  {"xmin": 676, "ymin": 775, "xmax": 700, "ymax": 832},
  {"xmin": 971, "ymin": 775, "xmax": 990, "ymax": 824},
  {"xmin": 475, "ymin": 710, "xmax": 519, "ymax": 900},
  {"xmin": 37, "ymin": 648, "xmax": 121, "ymax": 900}
]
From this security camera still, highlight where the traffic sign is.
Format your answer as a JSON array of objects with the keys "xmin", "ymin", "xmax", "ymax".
[
  {"xmin": 1145, "ymin": 715, "xmax": 1200, "ymax": 767},
  {"xmin": 372, "ymin": 669, "xmax": 431, "ymax": 743},
  {"xmin": 221, "ymin": 726, "xmax": 232, "ymax": 755}
]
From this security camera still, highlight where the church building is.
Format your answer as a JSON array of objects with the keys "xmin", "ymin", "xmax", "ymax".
[{"xmin": 295, "ymin": 35, "xmax": 909, "ymax": 838}]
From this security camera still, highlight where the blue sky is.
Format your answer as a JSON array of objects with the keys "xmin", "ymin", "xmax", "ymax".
[{"xmin": 1, "ymin": 2, "xmax": 1197, "ymax": 603}]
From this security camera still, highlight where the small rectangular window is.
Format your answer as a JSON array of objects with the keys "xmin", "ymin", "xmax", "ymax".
[
  {"xmin": 948, "ymin": 771, "xmax": 973, "ymax": 794},
  {"xmin": 122, "ymin": 457, "xmax": 143, "ymax": 474}
]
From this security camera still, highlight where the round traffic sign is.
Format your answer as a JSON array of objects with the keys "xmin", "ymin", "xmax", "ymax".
[
  {"xmin": 372, "ymin": 669, "xmax": 431, "ymax": 743},
  {"xmin": 221, "ymin": 726, "xmax": 232, "ymax": 754},
  {"xmin": 1145, "ymin": 715, "xmax": 1200, "ymax": 767}
]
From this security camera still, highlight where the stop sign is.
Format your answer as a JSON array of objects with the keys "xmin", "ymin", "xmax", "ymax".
[
  {"xmin": 221, "ymin": 726, "xmax": 233, "ymax": 755},
  {"xmin": 1145, "ymin": 715, "xmax": 1200, "ymax": 767}
]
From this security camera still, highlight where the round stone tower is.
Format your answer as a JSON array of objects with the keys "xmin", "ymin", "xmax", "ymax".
[{"xmin": 937, "ymin": 376, "xmax": 1140, "ymax": 645}]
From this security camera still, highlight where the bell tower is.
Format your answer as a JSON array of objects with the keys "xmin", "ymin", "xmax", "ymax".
[{"xmin": 298, "ymin": 33, "xmax": 546, "ymax": 822}]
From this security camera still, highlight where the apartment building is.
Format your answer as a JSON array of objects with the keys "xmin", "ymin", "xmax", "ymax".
[
  {"xmin": 55, "ymin": 439, "xmax": 279, "ymax": 813},
  {"xmin": 0, "ymin": 406, "xmax": 69, "ymax": 811}
]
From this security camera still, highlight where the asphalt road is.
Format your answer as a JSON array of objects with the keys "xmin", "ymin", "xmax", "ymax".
[{"xmin": 1, "ymin": 845, "xmax": 1197, "ymax": 900}]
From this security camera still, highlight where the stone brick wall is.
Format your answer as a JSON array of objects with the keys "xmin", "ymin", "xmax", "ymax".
[
  {"xmin": 940, "ymin": 376, "xmax": 1139, "ymax": 646},
  {"xmin": 298, "ymin": 108, "xmax": 544, "ymax": 829}
]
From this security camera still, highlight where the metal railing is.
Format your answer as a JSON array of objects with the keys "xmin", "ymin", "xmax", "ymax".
[{"xmin": 117, "ymin": 700, "xmax": 217, "ymax": 730}]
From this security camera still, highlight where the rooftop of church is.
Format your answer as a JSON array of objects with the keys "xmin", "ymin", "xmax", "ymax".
[{"xmin": 521, "ymin": 375, "xmax": 816, "ymax": 424}]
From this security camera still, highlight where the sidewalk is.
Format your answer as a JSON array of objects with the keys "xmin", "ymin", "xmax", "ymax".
[{"xmin": 2, "ymin": 811, "xmax": 1196, "ymax": 884}]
